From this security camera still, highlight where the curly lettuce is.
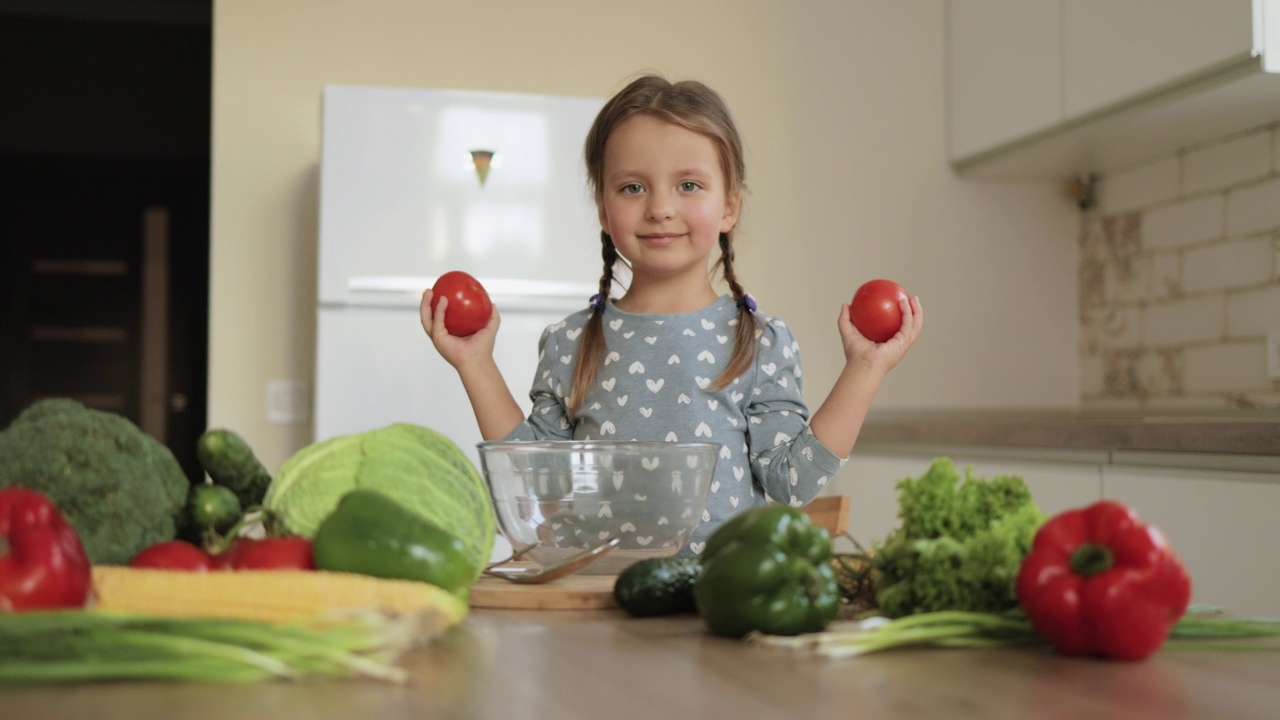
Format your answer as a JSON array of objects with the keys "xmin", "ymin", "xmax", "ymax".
[{"xmin": 871, "ymin": 458, "xmax": 1045, "ymax": 618}]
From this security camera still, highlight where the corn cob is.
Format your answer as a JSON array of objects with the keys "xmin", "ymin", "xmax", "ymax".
[{"xmin": 91, "ymin": 567, "xmax": 469, "ymax": 629}]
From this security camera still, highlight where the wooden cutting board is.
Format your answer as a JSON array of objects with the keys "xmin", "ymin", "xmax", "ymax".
[{"xmin": 469, "ymin": 573, "xmax": 619, "ymax": 610}]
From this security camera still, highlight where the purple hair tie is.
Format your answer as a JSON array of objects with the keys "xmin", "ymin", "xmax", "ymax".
[
  {"xmin": 738, "ymin": 293, "xmax": 757, "ymax": 312},
  {"xmin": 588, "ymin": 293, "xmax": 605, "ymax": 311}
]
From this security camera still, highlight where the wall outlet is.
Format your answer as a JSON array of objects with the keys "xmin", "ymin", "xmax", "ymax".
[
  {"xmin": 1269, "ymin": 329, "xmax": 1280, "ymax": 380},
  {"xmin": 267, "ymin": 380, "xmax": 311, "ymax": 424}
]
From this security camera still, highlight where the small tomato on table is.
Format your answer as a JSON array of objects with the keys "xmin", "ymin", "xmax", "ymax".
[
  {"xmin": 130, "ymin": 540, "xmax": 214, "ymax": 571},
  {"xmin": 1016, "ymin": 499, "xmax": 1192, "ymax": 661}
]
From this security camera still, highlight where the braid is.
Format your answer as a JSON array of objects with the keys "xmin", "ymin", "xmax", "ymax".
[
  {"xmin": 713, "ymin": 232, "xmax": 758, "ymax": 390},
  {"xmin": 569, "ymin": 233, "xmax": 619, "ymax": 417}
]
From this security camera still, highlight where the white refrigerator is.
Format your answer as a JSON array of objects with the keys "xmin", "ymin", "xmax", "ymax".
[{"xmin": 314, "ymin": 84, "xmax": 606, "ymax": 470}]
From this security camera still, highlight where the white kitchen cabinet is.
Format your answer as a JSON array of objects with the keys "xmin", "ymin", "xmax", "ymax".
[
  {"xmin": 946, "ymin": 0, "xmax": 1280, "ymax": 180},
  {"xmin": 1062, "ymin": 0, "xmax": 1254, "ymax": 119},
  {"xmin": 1102, "ymin": 464, "xmax": 1280, "ymax": 617},
  {"xmin": 946, "ymin": 0, "xmax": 1061, "ymax": 161}
]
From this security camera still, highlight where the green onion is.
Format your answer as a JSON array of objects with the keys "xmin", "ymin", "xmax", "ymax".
[
  {"xmin": 0, "ymin": 610, "xmax": 423, "ymax": 684},
  {"xmin": 747, "ymin": 607, "xmax": 1280, "ymax": 659}
]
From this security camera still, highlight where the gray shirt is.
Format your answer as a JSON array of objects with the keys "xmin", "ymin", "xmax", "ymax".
[{"xmin": 504, "ymin": 294, "xmax": 845, "ymax": 553}]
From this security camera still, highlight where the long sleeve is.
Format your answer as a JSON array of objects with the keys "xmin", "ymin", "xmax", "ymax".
[
  {"xmin": 502, "ymin": 322, "xmax": 574, "ymax": 442},
  {"xmin": 745, "ymin": 319, "xmax": 845, "ymax": 506}
]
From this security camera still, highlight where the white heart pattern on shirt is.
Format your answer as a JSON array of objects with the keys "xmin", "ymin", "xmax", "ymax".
[
  {"xmin": 707, "ymin": 399, "xmax": 718, "ymax": 410},
  {"xmin": 642, "ymin": 457, "xmax": 660, "ymax": 470},
  {"xmin": 773, "ymin": 432, "xmax": 792, "ymax": 445},
  {"xmin": 818, "ymin": 476, "xmax": 829, "ymax": 487},
  {"xmin": 683, "ymin": 328, "xmax": 696, "ymax": 336},
  {"xmin": 761, "ymin": 336, "xmax": 772, "ymax": 346},
  {"xmin": 733, "ymin": 466, "xmax": 745, "ymax": 480},
  {"xmin": 602, "ymin": 378, "xmax": 616, "ymax": 391},
  {"xmin": 665, "ymin": 431, "xmax": 678, "ymax": 441},
  {"xmin": 616, "ymin": 394, "xmax": 628, "ymax": 406},
  {"xmin": 605, "ymin": 351, "xmax": 620, "ymax": 365},
  {"xmin": 645, "ymin": 336, "xmax": 657, "ymax": 344},
  {"xmin": 637, "ymin": 536, "xmax": 654, "ymax": 546},
  {"xmin": 783, "ymin": 345, "xmax": 793, "ymax": 359},
  {"xmin": 730, "ymin": 496, "xmax": 739, "ymax": 507},
  {"xmin": 720, "ymin": 446, "xmax": 731, "ymax": 459},
  {"xmin": 695, "ymin": 422, "xmax": 712, "ymax": 437},
  {"xmin": 597, "ymin": 504, "xmax": 613, "ymax": 518},
  {"xmin": 678, "ymin": 394, "xmax": 691, "ymax": 404},
  {"xmin": 646, "ymin": 378, "xmax": 664, "ymax": 392},
  {"xmin": 702, "ymin": 318, "xmax": 716, "ymax": 329},
  {"xmin": 761, "ymin": 363, "xmax": 776, "ymax": 376},
  {"xmin": 779, "ymin": 376, "xmax": 789, "ymax": 388},
  {"xmin": 620, "ymin": 522, "xmax": 636, "ymax": 532},
  {"xmin": 639, "ymin": 407, "xmax": 652, "ymax": 418},
  {"xmin": 656, "ymin": 516, "xmax": 668, "ymax": 525},
  {"xmin": 789, "ymin": 467, "xmax": 799, "ymax": 486},
  {"xmin": 717, "ymin": 335, "xmax": 728, "ymax": 344},
  {"xmin": 711, "ymin": 480, "xmax": 720, "ymax": 492},
  {"xmin": 731, "ymin": 391, "xmax": 744, "ymax": 403},
  {"xmin": 623, "ymin": 331, "xmax": 635, "ymax": 338},
  {"xmin": 600, "ymin": 421, "xmax": 616, "ymax": 435},
  {"xmin": 689, "ymin": 541, "xmax": 705, "ymax": 554},
  {"xmin": 609, "ymin": 319, "xmax": 623, "ymax": 330},
  {"xmin": 695, "ymin": 376, "xmax": 710, "ymax": 389},
  {"xmin": 628, "ymin": 361, "xmax": 644, "ymax": 374},
  {"xmin": 697, "ymin": 350, "xmax": 715, "ymax": 364},
  {"xmin": 560, "ymin": 355, "xmax": 572, "ymax": 364},
  {"xmin": 566, "ymin": 327, "xmax": 582, "ymax": 341},
  {"xmin": 668, "ymin": 354, "xmax": 680, "ymax": 364},
  {"xmin": 701, "ymin": 509, "xmax": 710, "ymax": 522}
]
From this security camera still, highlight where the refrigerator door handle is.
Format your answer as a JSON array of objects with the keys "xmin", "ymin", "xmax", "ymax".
[{"xmin": 346, "ymin": 275, "xmax": 597, "ymax": 313}]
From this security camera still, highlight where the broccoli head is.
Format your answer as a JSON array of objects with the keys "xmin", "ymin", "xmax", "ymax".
[
  {"xmin": 0, "ymin": 398, "xmax": 189, "ymax": 564},
  {"xmin": 871, "ymin": 457, "xmax": 1045, "ymax": 618}
]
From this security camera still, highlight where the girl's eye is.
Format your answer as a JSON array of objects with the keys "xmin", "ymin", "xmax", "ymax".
[
  {"xmin": 679, "ymin": 181, "xmax": 701, "ymax": 192},
  {"xmin": 621, "ymin": 183, "xmax": 644, "ymax": 194}
]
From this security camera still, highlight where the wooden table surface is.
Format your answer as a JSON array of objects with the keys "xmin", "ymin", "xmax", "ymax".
[{"xmin": 5, "ymin": 608, "xmax": 1279, "ymax": 719}]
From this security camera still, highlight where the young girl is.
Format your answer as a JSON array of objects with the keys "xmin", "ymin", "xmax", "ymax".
[{"xmin": 421, "ymin": 74, "xmax": 923, "ymax": 553}]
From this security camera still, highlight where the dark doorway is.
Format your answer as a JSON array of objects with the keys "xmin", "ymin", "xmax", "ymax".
[{"xmin": 0, "ymin": 1, "xmax": 212, "ymax": 481}]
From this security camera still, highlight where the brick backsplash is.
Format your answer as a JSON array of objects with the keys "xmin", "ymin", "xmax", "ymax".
[{"xmin": 1084, "ymin": 124, "xmax": 1280, "ymax": 411}]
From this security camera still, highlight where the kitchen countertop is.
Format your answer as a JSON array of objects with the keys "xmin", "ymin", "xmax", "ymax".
[
  {"xmin": 5, "ymin": 609, "xmax": 1280, "ymax": 719},
  {"xmin": 858, "ymin": 409, "xmax": 1280, "ymax": 457}
]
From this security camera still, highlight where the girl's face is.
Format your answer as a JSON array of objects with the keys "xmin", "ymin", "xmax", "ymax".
[{"xmin": 598, "ymin": 115, "xmax": 740, "ymax": 287}]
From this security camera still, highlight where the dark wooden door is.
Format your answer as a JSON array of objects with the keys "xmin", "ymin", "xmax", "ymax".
[{"xmin": 0, "ymin": 155, "xmax": 208, "ymax": 480}]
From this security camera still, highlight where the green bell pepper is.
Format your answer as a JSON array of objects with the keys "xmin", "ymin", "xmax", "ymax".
[
  {"xmin": 311, "ymin": 488, "xmax": 472, "ymax": 596},
  {"xmin": 693, "ymin": 505, "xmax": 840, "ymax": 637}
]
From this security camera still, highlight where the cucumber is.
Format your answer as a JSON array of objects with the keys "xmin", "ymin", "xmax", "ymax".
[
  {"xmin": 187, "ymin": 483, "xmax": 242, "ymax": 534},
  {"xmin": 613, "ymin": 556, "xmax": 702, "ymax": 617},
  {"xmin": 196, "ymin": 428, "xmax": 273, "ymax": 507}
]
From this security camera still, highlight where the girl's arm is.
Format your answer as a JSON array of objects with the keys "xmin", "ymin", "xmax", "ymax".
[
  {"xmin": 807, "ymin": 296, "xmax": 923, "ymax": 458},
  {"xmin": 420, "ymin": 290, "xmax": 525, "ymax": 441}
]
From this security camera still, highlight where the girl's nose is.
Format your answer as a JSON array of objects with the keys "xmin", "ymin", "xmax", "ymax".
[{"xmin": 645, "ymin": 191, "xmax": 674, "ymax": 221}]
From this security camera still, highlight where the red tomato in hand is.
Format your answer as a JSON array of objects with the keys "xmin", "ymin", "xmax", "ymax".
[
  {"xmin": 849, "ymin": 279, "xmax": 910, "ymax": 343},
  {"xmin": 222, "ymin": 537, "xmax": 315, "ymax": 570},
  {"xmin": 430, "ymin": 271, "xmax": 493, "ymax": 337},
  {"xmin": 130, "ymin": 540, "xmax": 214, "ymax": 571}
]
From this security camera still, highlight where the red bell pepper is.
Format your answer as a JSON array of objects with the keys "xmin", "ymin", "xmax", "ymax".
[
  {"xmin": 1016, "ymin": 500, "xmax": 1191, "ymax": 661},
  {"xmin": 0, "ymin": 487, "xmax": 93, "ymax": 611}
]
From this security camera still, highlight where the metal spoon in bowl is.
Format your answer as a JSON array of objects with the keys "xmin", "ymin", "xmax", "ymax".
[{"xmin": 482, "ymin": 537, "xmax": 620, "ymax": 584}]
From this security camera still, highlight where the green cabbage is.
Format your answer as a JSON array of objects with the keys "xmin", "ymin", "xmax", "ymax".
[{"xmin": 263, "ymin": 423, "xmax": 496, "ymax": 580}]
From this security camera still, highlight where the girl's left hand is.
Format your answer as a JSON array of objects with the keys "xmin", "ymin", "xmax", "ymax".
[{"xmin": 837, "ymin": 295, "xmax": 923, "ymax": 372}]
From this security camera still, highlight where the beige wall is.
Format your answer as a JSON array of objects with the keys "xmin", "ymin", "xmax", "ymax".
[{"xmin": 212, "ymin": 0, "xmax": 1080, "ymax": 471}]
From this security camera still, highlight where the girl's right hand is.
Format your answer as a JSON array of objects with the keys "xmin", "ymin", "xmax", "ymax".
[{"xmin": 419, "ymin": 289, "xmax": 500, "ymax": 370}]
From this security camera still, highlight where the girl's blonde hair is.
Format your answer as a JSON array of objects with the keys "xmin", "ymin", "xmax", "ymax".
[{"xmin": 568, "ymin": 74, "xmax": 757, "ymax": 417}]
